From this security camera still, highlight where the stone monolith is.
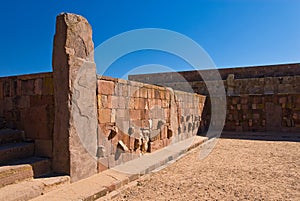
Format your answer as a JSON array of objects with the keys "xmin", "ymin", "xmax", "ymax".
[{"xmin": 52, "ymin": 13, "xmax": 97, "ymax": 182}]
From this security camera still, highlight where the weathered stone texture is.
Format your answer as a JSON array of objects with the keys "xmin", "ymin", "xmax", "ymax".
[
  {"xmin": 0, "ymin": 73, "xmax": 54, "ymax": 158},
  {"xmin": 129, "ymin": 63, "xmax": 300, "ymax": 83},
  {"xmin": 129, "ymin": 63, "xmax": 300, "ymax": 133},
  {"xmin": 97, "ymin": 76, "xmax": 206, "ymax": 171},
  {"xmin": 52, "ymin": 13, "xmax": 97, "ymax": 182}
]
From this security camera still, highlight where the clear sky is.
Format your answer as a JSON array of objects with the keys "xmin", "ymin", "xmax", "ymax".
[{"xmin": 0, "ymin": 0, "xmax": 299, "ymax": 78}]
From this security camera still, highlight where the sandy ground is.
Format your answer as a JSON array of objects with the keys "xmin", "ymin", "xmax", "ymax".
[{"xmin": 112, "ymin": 138, "xmax": 300, "ymax": 201}]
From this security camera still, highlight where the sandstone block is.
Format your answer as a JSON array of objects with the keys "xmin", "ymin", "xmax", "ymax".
[
  {"xmin": 111, "ymin": 96, "xmax": 127, "ymax": 109},
  {"xmin": 129, "ymin": 109, "xmax": 142, "ymax": 120},
  {"xmin": 116, "ymin": 109, "xmax": 129, "ymax": 119},
  {"xmin": 134, "ymin": 98, "xmax": 146, "ymax": 109},
  {"xmin": 139, "ymin": 87, "xmax": 148, "ymax": 98},
  {"xmin": 52, "ymin": 13, "xmax": 97, "ymax": 182},
  {"xmin": 21, "ymin": 80, "xmax": 35, "ymax": 96},
  {"xmin": 98, "ymin": 109, "xmax": 112, "ymax": 123},
  {"xmin": 42, "ymin": 77, "xmax": 54, "ymax": 95},
  {"xmin": 22, "ymin": 105, "xmax": 52, "ymax": 140},
  {"xmin": 98, "ymin": 80, "xmax": 115, "ymax": 95},
  {"xmin": 34, "ymin": 79, "xmax": 43, "ymax": 95},
  {"xmin": 147, "ymin": 88, "xmax": 155, "ymax": 99}
]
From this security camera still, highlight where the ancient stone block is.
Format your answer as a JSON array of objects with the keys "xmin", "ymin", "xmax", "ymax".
[
  {"xmin": 134, "ymin": 98, "xmax": 146, "ymax": 109},
  {"xmin": 129, "ymin": 109, "xmax": 142, "ymax": 120},
  {"xmin": 147, "ymin": 88, "xmax": 155, "ymax": 99},
  {"xmin": 116, "ymin": 109, "xmax": 129, "ymax": 119},
  {"xmin": 130, "ymin": 86, "xmax": 140, "ymax": 98},
  {"xmin": 111, "ymin": 96, "xmax": 127, "ymax": 109},
  {"xmin": 98, "ymin": 109, "xmax": 112, "ymax": 123},
  {"xmin": 22, "ymin": 105, "xmax": 52, "ymax": 140},
  {"xmin": 42, "ymin": 77, "xmax": 54, "ymax": 95},
  {"xmin": 98, "ymin": 80, "xmax": 115, "ymax": 95},
  {"xmin": 52, "ymin": 13, "xmax": 97, "ymax": 182},
  {"xmin": 34, "ymin": 79, "xmax": 43, "ymax": 95},
  {"xmin": 21, "ymin": 80, "xmax": 35, "ymax": 96},
  {"xmin": 118, "ymin": 97, "xmax": 127, "ymax": 109},
  {"xmin": 139, "ymin": 87, "xmax": 148, "ymax": 98}
]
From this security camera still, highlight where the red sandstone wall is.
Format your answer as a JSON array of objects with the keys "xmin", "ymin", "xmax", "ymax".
[
  {"xmin": 0, "ymin": 72, "xmax": 54, "ymax": 158},
  {"xmin": 97, "ymin": 76, "xmax": 205, "ymax": 172},
  {"xmin": 128, "ymin": 64, "xmax": 300, "ymax": 133},
  {"xmin": 129, "ymin": 63, "xmax": 300, "ymax": 83},
  {"xmin": 225, "ymin": 94, "xmax": 300, "ymax": 132}
]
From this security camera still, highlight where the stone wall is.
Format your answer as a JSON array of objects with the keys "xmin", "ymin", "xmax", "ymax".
[
  {"xmin": 129, "ymin": 63, "xmax": 300, "ymax": 83},
  {"xmin": 129, "ymin": 63, "xmax": 300, "ymax": 133},
  {"xmin": 225, "ymin": 94, "xmax": 300, "ymax": 132},
  {"xmin": 97, "ymin": 76, "xmax": 206, "ymax": 172},
  {"xmin": 0, "ymin": 72, "xmax": 54, "ymax": 158}
]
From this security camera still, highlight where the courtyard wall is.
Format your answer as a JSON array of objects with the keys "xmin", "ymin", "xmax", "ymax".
[
  {"xmin": 0, "ymin": 72, "xmax": 54, "ymax": 158},
  {"xmin": 97, "ymin": 75, "xmax": 205, "ymax": 171},
  {"xmin": 129, "ymin": 63, "xmax": 300, "ymax": 133}
]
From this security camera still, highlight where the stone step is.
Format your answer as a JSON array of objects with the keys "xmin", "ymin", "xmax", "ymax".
[
  {"xmin": 0, "ymin": 157, "xmax": 51, "ymax": 188},
  {"xmin": 0, "ymin": 142, "xmax": 34, "ymax": 163},
  {"xmin": 0, "ymin": 174, "xmax": 70, "ymax": 201},
  {"xmin": 0, "ymin": 129, "xmax": 24, "ymax": 144}
]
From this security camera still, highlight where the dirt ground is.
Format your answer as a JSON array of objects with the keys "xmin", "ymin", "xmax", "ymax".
[{"xmin": 112, "ymin": 138, "xmax": 300, "ymax": 201}]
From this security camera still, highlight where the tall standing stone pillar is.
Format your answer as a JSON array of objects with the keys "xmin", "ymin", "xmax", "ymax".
[{"xmin": 52, "ymin": 13, "xmax": 98, "ymax": 182}]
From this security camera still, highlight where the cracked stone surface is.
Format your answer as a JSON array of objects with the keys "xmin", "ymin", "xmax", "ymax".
[{"xmin": 52, "ymin": 13, "xmax": 97, "ymax": 182}]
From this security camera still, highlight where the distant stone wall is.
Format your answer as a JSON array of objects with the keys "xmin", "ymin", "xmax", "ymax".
[
  {"xmin": 129, "ymin": 63, "xmax": 300, "ymax": 133},
  {"xmin": 129, "ymin": 63, "xmax": 300, "ymax": 83},
  {"xmin": 225, "ymin": 94, "xmax": 300, "ymax": 132},
  {"xmin": 97, "ymin": 76, "xmax": 205, "ymax": 172},
  {"xmin": 0, "ymin": 72, "xmax": 54, "ymax": 158}
]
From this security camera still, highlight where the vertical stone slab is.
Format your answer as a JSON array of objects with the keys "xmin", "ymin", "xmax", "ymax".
[{"xmin": 52, "ymin": 13, "xmax": 97, "ymax": 182}]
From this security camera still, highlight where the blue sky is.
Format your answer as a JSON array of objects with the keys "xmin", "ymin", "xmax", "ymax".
[{"xmin": 0, "ymin": 0, "xmax": 299, "ymax": 78}]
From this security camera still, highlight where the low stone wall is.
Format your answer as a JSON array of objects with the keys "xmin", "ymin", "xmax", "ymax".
[
  {"xmin": 97, "ymin": 76, "xmax": 205, "ymax": 172},
  {"xmin": 0, "ymin": 72, "xmax": 54, "ymax": 158}
]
